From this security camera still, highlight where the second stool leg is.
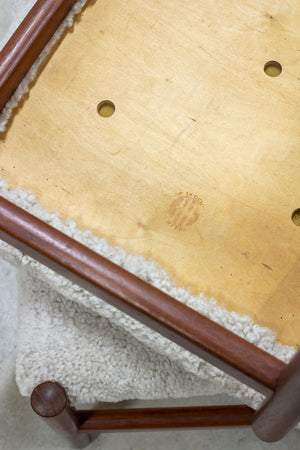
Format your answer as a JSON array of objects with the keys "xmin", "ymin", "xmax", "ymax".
[{"xmin": 31, "ymin": 381, "xmax": 92, "ymax": 449}]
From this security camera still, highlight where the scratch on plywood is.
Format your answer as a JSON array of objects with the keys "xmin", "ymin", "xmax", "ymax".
[
  {"xmin": 167, "ymin": 119, "xmax": 196, "ymax": 181},
  {"xmin": 262, "ymin": 262, "xmax": 273, "ymax": 271},
  {"xmin": 241, "ymin": 252, "xmax": 273, "ymax": 272}
]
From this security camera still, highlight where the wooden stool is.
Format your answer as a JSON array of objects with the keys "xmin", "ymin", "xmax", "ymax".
[{"xmin": 0, "ymin": 0, "xmax": 300, "ymax": 446}]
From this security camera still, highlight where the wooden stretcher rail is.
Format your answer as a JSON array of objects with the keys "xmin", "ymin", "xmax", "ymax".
[
  {"xmin": 0, "ymin": 195, "xmax": 285, "ymax": 396},
  {"xmin": 76, "ymin": 406, "xmax": 255, "ymax": 432},
  {"xmin": 0, "ymin": 0, "xmax": 77, "ymax": 113},
  {"xmin": 30, "ymin": 382, "xmax": 254, "ymax": 448}
]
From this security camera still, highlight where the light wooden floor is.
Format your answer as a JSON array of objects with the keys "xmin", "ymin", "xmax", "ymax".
[{"xmin": 1, "ymin": 0, "xmax": 300, "ymax": 346}]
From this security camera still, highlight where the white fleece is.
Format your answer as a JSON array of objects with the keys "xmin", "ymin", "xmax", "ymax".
[
  {"xmin": 0, "ymin": 177, "xmax": 297, "ymax": 411},
  {"xmin": 17, "ymin": 265, "xmax": 226, "ymax": 405}
]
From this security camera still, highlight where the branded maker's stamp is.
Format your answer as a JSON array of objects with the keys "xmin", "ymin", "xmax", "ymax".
[{"xmin": 167, "ymin": 192, "xmax": 203, "ymax": 231}]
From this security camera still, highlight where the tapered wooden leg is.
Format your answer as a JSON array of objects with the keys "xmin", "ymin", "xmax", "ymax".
[
  {"xmin": 31, "ymin": 381, "xmax": 92, "ymax": 449},
  {"xmin": 252, "ymin": 350, "xmax": 300, "ymax": 442}
]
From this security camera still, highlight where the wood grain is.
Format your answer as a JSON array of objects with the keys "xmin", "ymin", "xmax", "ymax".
[
  {"xmin": 0, "ymin": 0, "xmax": 299, "ymax": 346},
  {"xmin": 77, "ymin": 405, "xmax": 255, "ymax": 432},
  {"xmin": 0, "ymin": 195, "xmax": 286, "ymax": 396},
  {"xmin": 252, "ymin": 350, "xmax": 300, "ymax": 442},
  {"xmin": 0, "ymin": 0, "xmax": 77, "ymax": 112}
]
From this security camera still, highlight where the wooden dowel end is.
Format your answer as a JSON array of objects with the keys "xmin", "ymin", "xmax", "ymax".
[{"xmin": 31, "ymin": 381, "xmax": 92, "ymax": 448}]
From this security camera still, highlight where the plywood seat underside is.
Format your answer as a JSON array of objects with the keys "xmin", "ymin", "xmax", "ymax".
[{"xmin": 1, "ymin": 0, "xmax": 300, "ymax": 346}]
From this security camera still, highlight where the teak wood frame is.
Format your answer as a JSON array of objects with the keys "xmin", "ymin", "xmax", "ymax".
[{"xmin": 0, "ymin": 0, "xmax": 299, "ymax": 447}]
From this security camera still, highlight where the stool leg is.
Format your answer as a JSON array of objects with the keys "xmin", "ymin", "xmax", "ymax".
[
  {"xmin": 31, "ymin": 381, "xmax": 92, "ymax": 449},
  {"xmin": 252, "ymin": 350, "xmax": 300, "ymax": 442}
]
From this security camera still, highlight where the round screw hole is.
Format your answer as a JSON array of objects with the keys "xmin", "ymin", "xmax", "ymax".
[
  {"xmin": 292, "ymin": 209, "xmax": 300, "ymax": 227},
  {"xmin": 97, "ymin": 100, "xmax": 115, "ymax": 118},
  {"xmin": 264, "ymin": 61, "xmax": 282, "ymax": 77}
]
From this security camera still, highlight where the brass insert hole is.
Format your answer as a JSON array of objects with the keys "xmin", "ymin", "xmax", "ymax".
[
  {"xmin": 97, "ymin": 100, "xmax": 115, "ymax": 118},
  {"xmin": 264, "ymin": 61, "xmax": 282, "ymax": 77},
  {"xmin": 292, "ymin": 209, "xmax": 300, "ymax": 227}
]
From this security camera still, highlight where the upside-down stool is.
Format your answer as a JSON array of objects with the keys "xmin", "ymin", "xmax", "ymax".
[{"xmin": 0, "ymin": 0, "xmax": 300, "ymax": 447}]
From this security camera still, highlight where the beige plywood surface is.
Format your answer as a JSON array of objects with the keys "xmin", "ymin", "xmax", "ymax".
[{"xmin": 1, "ymin": 0, "xmax": 300, "ymax": 346}]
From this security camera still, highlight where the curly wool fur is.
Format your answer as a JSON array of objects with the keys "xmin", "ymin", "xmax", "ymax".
[{"xmin": 0, "ymin": 176, "xmax": 297, "ymax": 411}]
